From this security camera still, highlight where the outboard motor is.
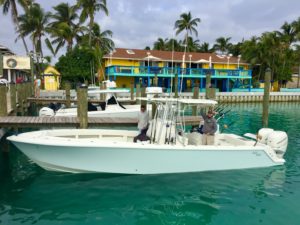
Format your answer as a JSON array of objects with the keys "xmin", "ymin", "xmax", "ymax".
[
  {"xmin": 258, "ymin": 128, "xmax": 288, "ymax": 158},
  {"xmin": 39, "ymin": 107, "xmax": 55, "ymax": 117},
  {"xmin": 267, "ymin": 131, "xmax": 288, "ymax": 158},
  {"xmin": 258, "ymin": 128, "xmax": 274, "ymax": 144}
]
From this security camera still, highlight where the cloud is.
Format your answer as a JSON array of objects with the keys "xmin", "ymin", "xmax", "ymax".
[{"xmin": 1, "ymin": 0, "xmax": 300, "ymax": 61}]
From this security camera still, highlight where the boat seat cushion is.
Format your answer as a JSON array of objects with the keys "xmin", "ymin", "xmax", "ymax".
[{"xmin": 186, "ymin": 132, "xmax": 203, "ymax": 146}]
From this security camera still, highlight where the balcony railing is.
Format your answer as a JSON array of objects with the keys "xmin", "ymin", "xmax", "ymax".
[{"xmin": 106, "ymin": 65, "xmax": 252, "ymax": 78}]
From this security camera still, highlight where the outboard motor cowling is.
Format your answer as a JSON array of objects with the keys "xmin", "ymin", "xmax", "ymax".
[
  {"xmin": 267, "ymin": 131, "xmax": 288, "ymax": 158},
  {"xmin": 39, "ymin": 107, "xmax": 55, "ymax": 117},
  {"xmin": 258, "ymin": 128, "xmax": 274, "ymax": 144}
]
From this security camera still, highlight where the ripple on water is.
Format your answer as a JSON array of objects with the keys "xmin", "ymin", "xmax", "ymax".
[{"xmin": 1, "ymin": 102, "xmax": 300, "ymax": 225}]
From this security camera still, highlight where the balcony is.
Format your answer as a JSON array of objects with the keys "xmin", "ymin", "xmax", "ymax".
[{"xmin": 105, "ymin": 65, "xmax": 252, "ymax": 78}]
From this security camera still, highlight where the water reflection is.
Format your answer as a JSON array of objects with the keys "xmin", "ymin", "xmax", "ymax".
[
  {"xmin": 0, "ymin": 102, "xmax": 299, "ymax": 225},
  {"xmin": 0, "ymin": 156, "xmax": 288, "ymax": 225}
]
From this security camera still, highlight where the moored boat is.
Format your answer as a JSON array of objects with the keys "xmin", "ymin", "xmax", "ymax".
[
  {"xmin": 38, "ymin": 87, "xmax": 162, "ymax": 118},
  {"xmin": 8, "ymin": 98, "xmax": 288, "ymax": 174}
]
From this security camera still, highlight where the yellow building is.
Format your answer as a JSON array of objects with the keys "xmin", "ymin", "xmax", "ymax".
[
  {"xmin": 103, "ymin": 48, "xmax": 252, "ymax": 92},
  {"xmin": 43, "ymin": 66, "xmax": 61, "ymax": 91}
]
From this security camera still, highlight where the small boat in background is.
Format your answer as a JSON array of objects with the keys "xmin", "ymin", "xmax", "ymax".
[{"xmin": 39, "ymin": 86, "xmax": 163, "ymax": 118}]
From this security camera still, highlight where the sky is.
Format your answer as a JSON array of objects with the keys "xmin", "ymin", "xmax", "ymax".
[{"xmin": 1, "ymin": 0, "xmax": 300, "ymax": 61}]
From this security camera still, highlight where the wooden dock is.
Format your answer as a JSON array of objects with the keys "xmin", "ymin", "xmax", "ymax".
[
  {"xmin": 26, "ymin": 97, "xmax": 136, "ymax": 105},
  {"xmin": 0, "ymin": 116, "xmax": 202, "ymax": 128}
]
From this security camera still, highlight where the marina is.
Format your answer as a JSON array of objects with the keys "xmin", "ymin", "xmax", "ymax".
[
  {"xmin": 0, "ymin": 102, "xmax": 299, "ymax": 224},
  {"xmin": 1, "ymin": 0, "xmax": 300, "ymax": 223}
]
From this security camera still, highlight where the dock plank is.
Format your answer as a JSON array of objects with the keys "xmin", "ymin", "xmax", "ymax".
[{"xmin": 0, "ymin": 116, "xmax": 201, "ymax": 128}]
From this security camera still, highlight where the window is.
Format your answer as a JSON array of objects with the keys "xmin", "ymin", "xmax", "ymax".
[{"xmin": 126, "ymin": 49, "xmax": 135, "ymax": 54}]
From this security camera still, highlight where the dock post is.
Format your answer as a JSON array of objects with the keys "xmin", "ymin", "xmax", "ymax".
[
  {"xmin": 192, "ymin": 83, "xmax": 199, "ymax": 116},
  {"xmin": 262, "ymin": 68, "xmax": 271, "ymax": 128},
  {"xmin": 297, "ymin": 65, "xmax": 300, "ymax": 88},
  {"xmin": 0, "ymin": 53, "xmax": 3, "ymax": 78},
  {"xmin": 141, "ymin": 87, "xmax": 147, "ymax": 109},
  {"xmin": 10, "ymin": 83, "xmax": 16, "ymax": 115},
  {"xmin": 130, "ymin": 82, "xmax": 134, "ymax": 101},
  {"xmin": 30, "ymin": 54, "xmax": 34, "ymax": 96},
  {"xmin": 154, "ymin": 74, "xmax": 158, "ymax": 87},
  {"xmin": 77, "ymin": 85, "xmax": 88, "ymax": 129},
  {"xmin": 205, "ymin": 74, "xmax": 211, "ymax": 99},
  {"xmin": 136, "ymin": 83, "xmax": 141, "ymax": 105},
  {"xmin": 0, "ymin": 85, "xmax": 7, "ymax": 116},
  {"xmin": 174, "ymin": 74, "xmax": 178, "ymax": 98},
  {"xmin": 151, "ymin": 76, "xmax": 158, "ymax": 118},
  {"xmin": 100, "ymin": 82, "xmax": 106, "ymax": 101},
  {"xmin": 65, "ymin": 82, "xmax": 71, "ymax": 108},
  {"xmin": 17, "ymin": 84, "xmax": 24, "ymax": 115}
]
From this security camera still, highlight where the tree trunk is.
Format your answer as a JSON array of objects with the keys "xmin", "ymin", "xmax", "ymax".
[{"xmin": 88, "ymin": 14, "xmax": 94, "ymax": 47}]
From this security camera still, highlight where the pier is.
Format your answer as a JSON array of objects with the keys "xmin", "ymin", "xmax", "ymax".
[
  {"xmin": 0, "ymin": 81, "xmax": 300, "ymax": 132},
  {"xmin": 0, "ymin": 116, "xmax": 202, "ymax": 128}
]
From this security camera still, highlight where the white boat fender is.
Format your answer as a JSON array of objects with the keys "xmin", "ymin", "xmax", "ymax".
[{"xmin": 267, "ymin": 131, "xmax": 288, "ymax": 158}]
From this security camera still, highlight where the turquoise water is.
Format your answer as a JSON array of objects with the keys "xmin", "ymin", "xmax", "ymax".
[{"xmin": 0, "ymin": 103, "xmax": 300, "ymax": 225}]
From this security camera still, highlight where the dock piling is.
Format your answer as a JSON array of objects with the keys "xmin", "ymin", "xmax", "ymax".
[
  {"xmin": 0, "ymin": 85, "xmax": 8, "ymax": 116},
  {"xmin": 136, "ymin": 83, "xmax": 141, "ymax": 105},
  {"xmin": 174, "ymin": 74, "xmax": 178, "ymax": 98},
  {"xmin": 130, "ymin": 82, "xmax": 134, "ymax": 101},
  {"xmin": 262, "ymin": 68, "xmax": 271, "ymax": 127},
  {"xmin": 77, "ymin": 85, "xmax": 88, "ymax": 129},
  {"xmin": 65, "ymin": 82, "xmax": 71, "ymax": 108},
  {"xmin": 192, "ymin": 83, "xmax": 199, "ymax": 116},
  {"xmin": 10, "ymin": 83, "xmax": 16, "ymax": 115}
]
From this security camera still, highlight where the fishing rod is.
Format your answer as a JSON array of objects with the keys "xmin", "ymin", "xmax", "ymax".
[
  {"xmin": 215, "ymin": 108, "xmax": 232, "ymax": 119},
  {"xmin": 214, "ymin": 102, "xmax": 226, "ymax": 112},
  {"xmin": 220, "ymin": 121, "xmax": 235, "ymax": 133}
]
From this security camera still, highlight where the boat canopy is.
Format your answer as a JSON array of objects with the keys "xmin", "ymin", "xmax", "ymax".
[
  {"xmin": 137, "ymin": 97, "xmax": 217, "ymax": 106},
  {"xmin": 87, "ymin": 89, "xmax": 130, "ymax": 94}
]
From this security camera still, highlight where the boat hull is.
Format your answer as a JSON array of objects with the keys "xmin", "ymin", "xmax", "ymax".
[{"xmin": 9, "ymin": 137, "xmax": 284, "ymax": 174}]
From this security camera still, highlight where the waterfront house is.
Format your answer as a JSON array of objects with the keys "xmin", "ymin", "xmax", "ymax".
[
  {"xmin": 0, "ymin": 44, "xmax": 31, "ymax": 83},
  {"xmin": 43, "ymin": 66, "xmax": 61, "ymax": 91},
  {"xmin": 103, "ymin": 48, "xmax": 252, "ymax": 92}
]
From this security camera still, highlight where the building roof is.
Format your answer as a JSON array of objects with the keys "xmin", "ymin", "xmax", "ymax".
[
  {"xmin": 43, "ymin": 65, "xmax": 61, "ymax": 76},
  {"xmin": 104, "ymin": 48, "xmax": 247, "ymax": 65},
  {"xmin": 0, "ymin": 44, "xmax": 14, "ymax": 55}
]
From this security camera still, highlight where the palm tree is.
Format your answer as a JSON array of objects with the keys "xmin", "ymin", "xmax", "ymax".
[
  {"xmin": 174, "ymin": 12, "xmax": 200, "ymax": 93},
  {"xmin": 77, "ymin": 23, "xmax": 114, "ymax": 82},
  {"xmin": 17, "ymin": 3, "xmax": 50, "ymax": 77},
  {"xmin": 276, "ymin": 22, "xmax": 297, "ymax": 46},
  {"xmin": 199, "ymin": 42, "xmax": 213, "ymax": 53},
  {"xmin": 153, "ymin": 38, "xmax": 169, "ymax": 50},
  {"xmin": 166, "ymin": 38, "xmax": 183, "ymax": 52},
  {"xmin": 292, "ymin": 17, "xmax": 300, "ymax": 41},
  {"xmin": 213, "ymin": 37, "xmax": 232, "ymax": 55},
  {"xmin": 174, "ymin": 11, "xmax": 201, "ymax": 53},
  {"xmin": 47, "ymin": 2, "xmax": 84, "ymax": 53},
  {"xmin": 184, "ymin": 36, "xmax": 200, "ymax": 52},
  {"xmin": 0, "ymin": 0, "xmax": 32, "ymax": 54},
  {"xmin": 174, "ymin": 11, "xmax": 201, "ymax": 38},
  {"xmin": 77, "ymin": 0, "xmax": 108, "ymax": 46},
  {"xmin": 241, "ymin": 36, "xmax": 264, "ymax": 79},
  {"xmin": 90, "ymin": 23, "xmax": 114, "ymax": 54}
]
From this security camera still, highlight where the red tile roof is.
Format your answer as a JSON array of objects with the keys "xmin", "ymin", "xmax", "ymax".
[{"xmin": 104, "ymin": 48, "xmax": 247, "ymax": 64}]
